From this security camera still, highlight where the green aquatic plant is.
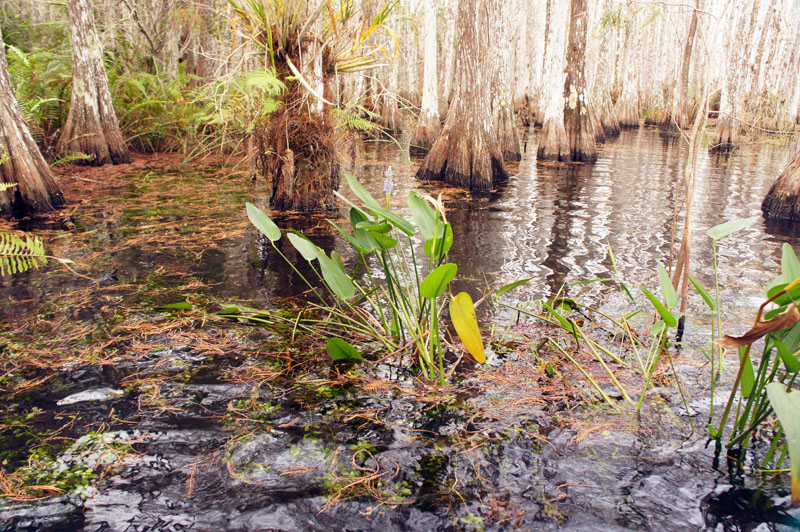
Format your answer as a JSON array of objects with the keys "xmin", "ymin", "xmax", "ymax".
[
  {"xmin": 766, "ymin": 382, "xmax": 800, "ymax": 506},
  {"xmin": 711, "ymin": 244, "xmax": 800, "ymax": 502},
  {"xmin": 245, "ymin": 173, "xmax": 485, "ymax": 382}
]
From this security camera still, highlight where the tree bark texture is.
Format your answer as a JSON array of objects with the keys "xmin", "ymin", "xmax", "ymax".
[
  {"xmin": 491, "ymin": 0, "xmax": 521, "ymax": 161},
  {"xmin": 563, "ymin": 0, "xmax": 597, "ymax": 162},
  {"xmin": 410, "ymin": 0, "xmax": 441, "ymax": 153},
  {"xmin": 614, "ymin": 21, "xmax": 640, "ymax": 129},
  {"xmin": 57, "ymin": 0, "xmax": 131, "ymax": 166},
  {"xmin": 537, "ymin": 0, "xmax": 570, "ymax": 161},
  {"xmin": 0, "ymin": 27, "xmax": 65, "ymax": 217},
  {"xmin": 712, "ymin": 1, "xmax": 748, "ymax": 152},
  {"xmin": 416, "ymin": 0, "xmax": 508, "ymax": 190},
  {"xmin": 762, "ymin": 148, "xmax": 800, "ymax": 220}
]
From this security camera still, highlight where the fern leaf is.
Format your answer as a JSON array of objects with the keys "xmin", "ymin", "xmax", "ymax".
[
  {"xmin": 0, "ymin": 232, "xmax": 47, "ymax": 276},
  {"xmin": 0, "ymin": 183, "xmax": 17, "ymax": 192}
]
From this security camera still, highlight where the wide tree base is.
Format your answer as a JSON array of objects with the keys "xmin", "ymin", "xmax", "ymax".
[
  {"xmin": 614, "ymin": 101, "xmax": 640, "ymax": 129},
  {"xmin": 416, "ymin": 127, "xmax": 508, "ymax": 190},
  {"xmin": 410, "ymin": 117, "xmax": 441, "ymax": 154},
  {"xmin": 762, "ymin": 149, "xmax": 800, "ymax": 220},
  {"xmin": 537, "ymin": 119, "xmax": 571, "ymax": 162},
  {"xmin": 710, "ymin": 118, "xmax": 739, "ymax": 153}
]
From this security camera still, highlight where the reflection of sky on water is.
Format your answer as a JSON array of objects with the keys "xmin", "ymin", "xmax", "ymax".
[{"xmin": 350, "ymin": 128, "xmax": 796, "ymax": 317}]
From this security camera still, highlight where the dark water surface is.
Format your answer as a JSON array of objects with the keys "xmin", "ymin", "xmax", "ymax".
[{"xmin": 2, "ymin": 129, "xmax": 800, "ymax": 532}]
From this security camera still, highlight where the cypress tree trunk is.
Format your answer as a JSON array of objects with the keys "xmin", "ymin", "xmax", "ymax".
[
  {"xmin": 56, "ymin": 0, "xmax": 131, "ymax": 166},
  {"xmin": 712, "ymin": 1, "xmax": 747, "ymax": 153},
  {"xmin": 410, "ymin": 0, "xmax": 441, "ymax": 152},
  {"xmin": 563, "ymin": 0, "xmax": 597, "ymax": 162},
  {"xmin": 491, "ymin": 0, "xmax": 521, "ymax": 162},
  {"xmin": 537, "ymin": 0, "xmax": 570, "ymax": 161},
  {"xmin": 379, "ymin": 65, "xmax": 401, "ymax": 134},
  {"xmin": 0, "ymin": 27, "xmax": 65, "ymax": 217},
  {"xmin": 762, "ymin": 149, "xmax": 800, "ymax": 221},
  {"xmin": 416, "ymin": 0, "xmax": 508, "ymax": 190}
]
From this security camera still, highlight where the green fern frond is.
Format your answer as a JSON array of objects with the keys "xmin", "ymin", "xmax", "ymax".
[
  {"xmin": 0, "ymin": 232, "xmax": 47, "ymax": 276},
  {"xmin": 0, "ymin": 183, "xmax": 17, "ymax": 191}
]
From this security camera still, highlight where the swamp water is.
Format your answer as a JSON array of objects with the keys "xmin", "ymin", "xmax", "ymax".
[{"xmin": 1, "ymin": 128, "xmax": 800, "ymax": 531}]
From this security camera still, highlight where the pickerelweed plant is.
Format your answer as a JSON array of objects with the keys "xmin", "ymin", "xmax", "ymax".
[
  {"xmin": 711, "ymin": 242, "xmax": 800, "ymax": 506},
  {"xmin": 245, "ymin": 173, "xmax": 485, "ymax": 383}
]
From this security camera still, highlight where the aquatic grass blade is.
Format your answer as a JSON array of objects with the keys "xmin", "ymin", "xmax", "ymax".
[
  {"xmin": 765, "ymin": 382, "xmax": 800, "ymax": 506},
  {"xmin": 155, "ymin": 302, "xmax": 194, "ymax": 311},
  {"xmin": 408, "ymin": 191, "xmax": 437, "ymax": 240},
  {"xmin": 287, "ymin": 232, "xmax": 321, "ymax": 261},
  {"xmin": 689, "ymin": 275, "xmax": 715, "ymax": 310},
  {"xmin": 658, "ymin": 264, "xmax": 678, "ymax": 309},
  {"xmin": 706, "ymin": 215, "xmax": 759, "ymax": 241},
  {"xmin": 318, "ymin": 253, "xmax": 355, "ymax": 299},
  {"xmin": 774, "ymin": 338, "xmax": 800, "ymax": 372},
  {"xmin": 449, "ymin": 292, "xmax": 486, "ymax": 364},
  {"xmin": 496, "ymin": 277, "xmax": 533, "ymax": 297},
  {"xmin": 246, "ymin": 202, "xmax": 281, "ymax": 241},
  {"xmin": 327, "ymin": 337, "xmax": 363, "ymax": 361},
  {"xmin": 641, "ymin": 287, "xmax": 677, "ymax": 328},
  {"xmin": 420, "ymin": 263, "xmax": 457, "ymax": 299}
]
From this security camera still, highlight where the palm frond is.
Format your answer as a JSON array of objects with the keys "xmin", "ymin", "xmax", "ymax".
[{"xmin": 0, "ymin": 232, "xmax": 47, "ymax": 276}]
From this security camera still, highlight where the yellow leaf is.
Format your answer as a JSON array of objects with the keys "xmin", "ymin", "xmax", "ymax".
[{"xmin": 449, "ymin": 292, "xmax": 485, "ymax": 364}]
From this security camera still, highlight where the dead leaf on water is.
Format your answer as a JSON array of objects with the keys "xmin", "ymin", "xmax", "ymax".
[{"xmin": 716, "ymin": 303, "xmax": 800, "ymax": 348}]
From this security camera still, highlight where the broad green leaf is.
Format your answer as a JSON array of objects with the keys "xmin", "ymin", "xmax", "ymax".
[
  {"xmin": 774, "ymin": 337, "xmax": 800, "ymax": 373},
  {"xmin": 739, "ymin": 346, "xmax": 755, "ymax": 398},
  {"xmin": 496, "ymin": 277, "xmax": 533, "ymax": 297},
  {"xmin": 328, "ymin": 220, "xmax": 367, "ymax": 253},
  {"xmin": 657, "ymin": 264, "xmax": 679, "ymax": 309},
  {"xmin": 318, "ymin": 252, "xmax": 355, "ymax": 299},
  {"xmin": 345, "ymin": 173, "xmax": 381, "ymax": 210},
  {"xmin": 408, "ymin": 191, "xmax": 438, "ymax": 240},
  {"xmin": 765, "ymin": 382, "xmax": 800, "ymax": 506},
  {"xmin": 287, "ymin": 232, "xmax": 321, "ymax": 261},
  {"xmin": 370, "ymin": 231, "xmax": 397, "ymax": 249},
  {"xmin": 707, "ymin": 215, "xmax": 759, "ymax": 240},
  {"xmin": 641, "ymin": 287, "xmax": 677, "ymax": 328},
  {"xmin": 423, "ymin": 223, "xmax": 453, "ymax": 258},
  {"xmin": 327, "ymin": 337, "xmax": 363, "ymax": 361},
  {"xmin": 449, "ymin": 292, "xmax": 485, "ymax": 364},
  {"xmin": 349, "ymin": 206, "xmax": 372, "ymax": 227},
  {"xmin": 246, "ymin": 202, "xmax": 281, "ymax": 242},
  {"xmin": 354, "ymin": 221, "xmax": 392, "ymax": 233},
  {"xmin": 689, "ymin": 276, "xmax": 715, "ymax": 310},
  {"xmin": 781, "ymin": 320, "xmax": 800, "ymax": 352},
  {"xmin": 369, "ymin": 206, "xmax": 415, "ymax": 236},
  {"xmin": 155, "ymin": 301, "xmax": 194, "ymax": 311},
  {"xmin": 353, "ymin": 228, "xmax": 380, "ymax": 253},
  {"xmin": 651, "ymin": 320, "xmax": 666, "ymax": 337},
  {"xmin": 766, "ymin": 281, "xmax": 800, "ymax": 307},
  {"xmin": 420, "ymin": 263, "xmax": 457, "ymax": 299}
]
